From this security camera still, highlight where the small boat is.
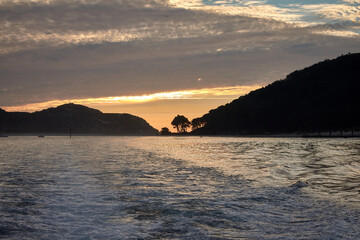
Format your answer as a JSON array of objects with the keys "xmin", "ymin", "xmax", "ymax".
[{"xmin": 38, "ymin": 135, "xmax": 45, "ymax": 138}]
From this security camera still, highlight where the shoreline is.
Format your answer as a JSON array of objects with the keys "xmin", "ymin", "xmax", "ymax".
[{"xmin": 2, "ymin": 133, "xmax": 359, "ymax": 138}]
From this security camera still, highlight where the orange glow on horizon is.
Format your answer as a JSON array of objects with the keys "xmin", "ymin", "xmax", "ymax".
[
  {"xmin": 2, "ymin": 85, "xmax": 261, "ymax": 130},
  {"xmin": 2, "ymin": 85, "xmax": 261, "ymax": 113}
]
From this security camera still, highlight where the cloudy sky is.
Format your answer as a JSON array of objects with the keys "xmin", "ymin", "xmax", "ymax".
[{"xmin": 0, "ymin": 0, "xmax": 359, "ymax": 130}]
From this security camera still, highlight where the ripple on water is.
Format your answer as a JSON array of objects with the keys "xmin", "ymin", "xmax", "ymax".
[{"xmin": 0, "ymin": 136, "xmax": 360, "ymax": 239}]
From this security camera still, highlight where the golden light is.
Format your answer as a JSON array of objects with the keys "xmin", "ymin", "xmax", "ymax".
[
  {"xmin": 2, "ymin": 85, "xmax": 262, "ymax": 130},
  {"xmin": 2, "ymin": 85, "xmax": 261, "ymax": 113}
]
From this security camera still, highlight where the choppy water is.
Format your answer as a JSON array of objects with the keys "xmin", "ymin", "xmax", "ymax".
[{"xmin": 0, "ymin": 136, "xmax": 359, "ymax": 239}]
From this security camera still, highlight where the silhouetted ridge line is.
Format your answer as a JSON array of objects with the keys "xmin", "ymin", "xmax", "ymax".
[
  {"xmin": 0, "ymin": 103, "xmax": 158, "ymax": 136},
  {"xmin": 194, "ymin": 53, "xmax": 360, "ymax": 135}
]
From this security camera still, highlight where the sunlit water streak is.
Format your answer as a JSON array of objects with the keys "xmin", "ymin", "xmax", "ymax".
[{"xmin": 0, "ymin": 136, "xmax": 359, "ymax": 239}]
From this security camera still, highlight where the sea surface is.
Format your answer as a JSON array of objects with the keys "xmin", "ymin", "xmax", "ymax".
[{"xmin": 0, "ymin": 136, "xmax": 359, "ymax": 239}]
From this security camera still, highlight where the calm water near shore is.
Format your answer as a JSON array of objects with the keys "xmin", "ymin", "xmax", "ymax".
[{"xmin": 1, "ymin": 136, "xmax": 360, "ymax": 239}]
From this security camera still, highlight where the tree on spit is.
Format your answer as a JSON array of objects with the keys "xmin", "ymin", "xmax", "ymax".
[
  {"xmin": 171, "ymin": 115, "xmax": 191, "ymax": 133},
  {"xmin": 160, "ymin": 127, "xmax": 171, "ymax": 135},
  {"xmin": 191, "ymin": 117, "xmax": 206, "ymax": 130}
]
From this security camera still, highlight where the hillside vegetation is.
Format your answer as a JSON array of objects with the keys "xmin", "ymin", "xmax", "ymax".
[
  {"xmin": 195, "ymin": 53, "xmax": 360, "ymax": 135},
  {"xmin": 0, "ymin": 103, "xmax": 158, "ymax": 135}
]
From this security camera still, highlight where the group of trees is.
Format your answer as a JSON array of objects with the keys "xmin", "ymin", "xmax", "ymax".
[
  {"xmin": 194, "ymin": 53, "xmax": 360, "ymax": 135},
  {"xmin": 160, "ymin": 115, "xmax": 206, "ymax": 135}
]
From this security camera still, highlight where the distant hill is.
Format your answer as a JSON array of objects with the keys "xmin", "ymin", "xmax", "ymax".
[
  {"xmin": 0, "ymin": 103, "xmax": 158, "ymax": 135},
  {"xmin": 194, "ymin": 53, "xmax": 360, "ymax": 135}
]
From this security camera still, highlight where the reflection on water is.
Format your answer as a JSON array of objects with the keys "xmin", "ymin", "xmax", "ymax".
[
  {"xmin": 0, "ymin": 136, "xmax": 359, "ymax": 239},
  {"xmin": 131, "ymin": 137, "xmax": 360, "ymax": 204}
]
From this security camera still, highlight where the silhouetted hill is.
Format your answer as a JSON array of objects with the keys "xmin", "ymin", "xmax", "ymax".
[
  {"xmin": 0, "ymin": 103, "xmax": 158, "ymax": 135},
  {"xmin": 194, "ymin": 53, "xmax": 360, "ymax": 135}
]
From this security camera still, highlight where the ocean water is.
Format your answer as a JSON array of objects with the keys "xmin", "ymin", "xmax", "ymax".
[{"xmin": 0, "ymin": 136, "xmax": 359, "ymax": 239}]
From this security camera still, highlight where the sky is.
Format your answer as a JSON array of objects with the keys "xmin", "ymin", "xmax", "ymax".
[{"xmin": 0, "ymin": 0, "xmax": 359, "ymax": 131}]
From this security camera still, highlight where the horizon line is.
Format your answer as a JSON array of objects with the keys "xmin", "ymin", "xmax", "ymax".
[{"xmin": 2, "ymin": 85, "xmax": 262, "ymax": 113}]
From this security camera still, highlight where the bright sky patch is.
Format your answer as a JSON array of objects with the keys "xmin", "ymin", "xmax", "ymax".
[{"xmin": 2, "ymin": 85, "xmax": 261, "ymax": 113}]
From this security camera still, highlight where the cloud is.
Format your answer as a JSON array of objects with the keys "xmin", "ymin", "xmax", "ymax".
[
  {"xmin": 314, "ymin": 29, "xmax": 359, "ymax": 38},
  {"xmin": 2, "ymin": 85, "xmax": 261, "ymax": 112},
  {"xmin": 0, "ymin": 0, "xmax": 359, "ymax": 108},
  {"xmin": 300, "ymin": 3, "xmax": 360, "ymax": 23},
  {"xmin": 168, "ymin": 0, "xmax": 305, "ymax": 23},
  {"xmin": 342, "ymin": 0, "xmax": 360, "ymax": 4},
  {"xmin": 169, "ymin": 0, "xmax": 360, "ymax": 25}
]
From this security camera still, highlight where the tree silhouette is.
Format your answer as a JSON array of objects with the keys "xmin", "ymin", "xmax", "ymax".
[
  {"xmin": 160, "ymin": 127, "xmax": 171, "ymax": 135},
  {"xmin": 191, "ymin": 117, "xmax": 206, "ymax": 130},
  {"xmin": 171, "ymin": 115, "xmax": 190, "ymax": 133}
]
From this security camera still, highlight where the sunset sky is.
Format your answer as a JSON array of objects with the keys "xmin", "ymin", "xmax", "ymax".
[{"xmin": 1, "ymin": 0, "xmax": 359, "ymax": 130}]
